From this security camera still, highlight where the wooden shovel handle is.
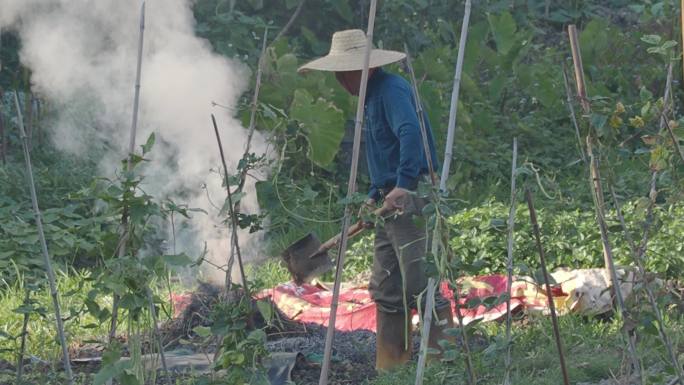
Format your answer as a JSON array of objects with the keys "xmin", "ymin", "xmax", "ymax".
[{"xmin": 317, "ymin": 207, "xmax": 388, "ymax": 253}]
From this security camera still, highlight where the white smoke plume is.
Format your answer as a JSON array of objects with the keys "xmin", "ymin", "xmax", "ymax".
[{"xmin": 0, "ymin": 0, "xmax": 266, "ymax": 284}]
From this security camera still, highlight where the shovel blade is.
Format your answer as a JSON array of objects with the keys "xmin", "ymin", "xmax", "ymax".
[{"xmin": 282, "ymin": 233, "xmax": 333, "ymax": 285}]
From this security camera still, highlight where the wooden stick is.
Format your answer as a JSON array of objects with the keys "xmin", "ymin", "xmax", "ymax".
[
  {"xmin": 568, "ymin": 25, "xmax": 590, "ymax": 114},
  {"xmin": 414, "ymin": 278, "xmax": 436, "ymax": 385},
  {"xmin": 403, "ymin": 45, "xmax": 436, "ymax": 185},
  {"xmin": 439, "ymin": 0, "xmax": 472, "ymax": 192},
  {"xmin": 681, "ymin": 0, "xmax": 684, "ymax": 86},
  {"xmin": 0, "ymin": 85, "xmax": 6, "ymax": 164},
  {"xmin": 503, "ymin": 137, "xmax": 518, "ymax": 385},
  {"xmin": 110, "ymin": 2, "xmax": 146, "ymax": 343},
  {"xmin": 586, "ymin": 138, "xmax": 643, "ymax": 382},
  {"xmin": 562, "ymin": 65, "xmax": 586, "ymax": 163},
  {"xmin": 525, "ymin": 189, "xmax": 570, "ymax": 385},
  {"xmin": 318, "ymin": 1, "xmax": 377, "ymax": 383},
  {"xmin": 273, "ymin": 0, "xmax": 306, "ymax": 43},
  {"xmin": 145, "ymin": 287, "xmax": 170, "ymax": 384},
  {"xmin": 611, "ymin": 183, "xmax": 684, "ymax": 385},
  {"xmin": 211, "ymin": 114, "xmax": 248, "ymax": 293},
  {"xmin": 14, "ymin": 91, "xmax": 74, "ymax": 385}
]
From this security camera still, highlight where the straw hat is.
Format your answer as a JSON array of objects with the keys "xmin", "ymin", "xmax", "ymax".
[{"xmin": 298, "ymin": 29, "xmax": 406, "ymax": 73}]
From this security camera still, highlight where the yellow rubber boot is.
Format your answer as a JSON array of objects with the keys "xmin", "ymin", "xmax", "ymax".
[
  {"xmin": 427, "ymin": 305, "xmax": 456, "ymax": 362},
  {"xmin": 375, "ymin": 310, "xmax": 412, "ymax": 371}
]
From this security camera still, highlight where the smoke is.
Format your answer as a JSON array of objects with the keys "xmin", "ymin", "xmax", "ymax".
[{"xmin": 0, "ymin": 0, "xmax": 266, "ymax": 284}]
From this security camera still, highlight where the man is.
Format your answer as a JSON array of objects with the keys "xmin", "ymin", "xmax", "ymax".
[{"xmin": 298, "ymin": 29, "xmax": 454, "ymax": 370}]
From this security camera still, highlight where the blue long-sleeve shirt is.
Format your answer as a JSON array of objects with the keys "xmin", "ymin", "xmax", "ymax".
[{"xmin": 364, "ymin": 68, "xmax": 439, "ymax": 201}]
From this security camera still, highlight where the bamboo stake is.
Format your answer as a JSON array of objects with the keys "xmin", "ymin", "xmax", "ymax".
[
  {"xmin": 587, "ymin": 139, "xmax": 643, "ymax": 381},
  {"xmin": 562, "ymin": 65, "xmax": 586, "ymax": 163},
  {"xmin": 611, "ymin": 183, "xmax": 684, "ymax": 385},
  {"xmin": 15, "ymin": 288, "xmax": 30, "ymax": 383},
  {"xmin": 318, "ymin": 1, "xmax": 377, "ymax": 384},
  {"xmin": 14, "ymin": 91, "xmax": 73, "ymax": 385},
  {"xmin": 211, "ymin": 114, "xmax": 248, "ymax": 292},
  {"xmin": 0, "ymin": 86, "xmax": 6, "ymax": 164},
  {"xmin": 525, "ymin": 189, "xmax": 570, "ymax": 385},
  {"xmin": 681, "ymin": 0, "xmax": 684, "ymax": 85},
  {"xmin": 273, "ymin": 0, "xmax": 306, "ymax": 43},
  {"xmin": 439, "ymin": 0, "xmax": 472, "ymax": 192},
  {"xmin": 414, "ymin": 278, "xmax": 436, "ymax": 385},
  {"xmin": 110, "ymin": 1, "xmax": 145, "ymax": 344},
  {"xmin": 403, "ymin": 45, "xmax": 436, "ymax": 185},
  {"xmin": 224, "ymin": 28, "xmax": 268, "ymax": 287},
  {"xmin": 568, "ymin": 25, "xmax": 589, "ymax": 114},
  {"xmin": 503, "ymin": 137, "xmax": 518, "ymax": 385}
]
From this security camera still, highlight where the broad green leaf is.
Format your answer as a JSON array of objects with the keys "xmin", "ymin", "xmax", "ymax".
[
  {"xmin": 487, "ymin": 11, "xmax": 517, "ymax": 55},
  {"xmin": 290, "ymin": 89, "xmax": 345, "ymax": 167},
  {"xmin": 141, "ymin": 133, "xmax": 155, "ymax": 155},
  {"xmin": 641, "ymin": 34, "xmax": 662, "ymax": 45}
]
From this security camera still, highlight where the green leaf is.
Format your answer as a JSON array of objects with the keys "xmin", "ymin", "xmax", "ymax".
[
  {"xmin": 141, "ymin": 133, "xmax": 155, "ymax": 155},
  {"xmin": 290, "ymin": 89, "xmax": 345, "ymax": 167},
  {"xmin": 640, "ymin": 34, "xmax": 662, "ymax": 45},
  {"xmin": 487, "ymin": 11, "xmax": 517, "ymax": 55},
  {"xmin": 93, "ymin": 359, "xmax": 134, "ymax": 385},
  {"xmin": 163, "ymin": 253, "xmax": 194, "ymax": 266}
]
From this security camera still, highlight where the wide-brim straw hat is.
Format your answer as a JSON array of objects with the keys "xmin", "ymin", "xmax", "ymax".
[{"xmin": 298, "ymin": 29, "xmax": 406, "ymax": 73}]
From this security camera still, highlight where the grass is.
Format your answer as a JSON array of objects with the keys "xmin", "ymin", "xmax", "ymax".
[
  {"xmin": 369, "ymin": 313, "xmax": 684, "ymax": 385},
  {"xmin": 0, "ymin": 268, "xmax": 174, "ymax": 364}
]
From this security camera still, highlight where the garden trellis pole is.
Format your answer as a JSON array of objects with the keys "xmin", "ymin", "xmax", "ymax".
[
  {"xmin": 525, "ymin": 189, "xmax": 569, "ymax": 385},
  {"xmin": 404, "ymin": 45, "xmax": 436, "ymax": 185},
  {"xmin": 414, "ymin": 278, "xmax": 436, "ymax": 385},
  {"xmin": 15, "ymin": 288, "xmax": 30, "ymax": 383},
  {"xmin": 211, "ymin": 114, "xmax": 248, "ymax": 293},
  {"xmin": 503, "ymin": 137, "xmax": 518, "ymax": 385},
  {"xmin": 14, "ymin": 91, "xmax": 74, "ymax": 385},
  {"xmin": 568, "ymin": 24, "xmax": 642, "ymax": 382},
  {"xmin": 440, "ymin": 0, "xmax": 471, "ymax": 192},
  {"xmin": 318, "ymin": 1, "xmax": 377, "ymax": 384},
  {"xmin": 109, "ymin": 1, "xmax": 145, "ymax": 344}
]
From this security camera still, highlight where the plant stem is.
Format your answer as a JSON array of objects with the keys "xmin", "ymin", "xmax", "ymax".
[
  {"xmin": 503, "ymin": 137, "xmax": 518, "ymax": 385},
  {"xmin": 440, "ymin": 0, "xmax": 472, "ymax": 192},
  {"xmin": 145, "ymin": 287, "xmax": 170, "ymax": 384},
  {"xmin": 14, "ymin": 91, "xmax": 73, "ymax": 385},
  {"xmin": 318, "ymin": 1, "xmax": 377, "ymax": 383},
  {"xmin": 414, "ymin": 278, "xmax": 436, "ymax": 385},
  {"xmin": 15, "ymin": 288, "xmax": 30, "ymax": 384},
  {"xmin": 525, "ymin": 189, "xmax": 570, "ymax": 385},
  {"xmin": 111, "ymin": 1, "xmax": 146, "ymax": 343},
  {"xmin": 611, "ymin": 182, "xmax": 684, "ymax": 385}
]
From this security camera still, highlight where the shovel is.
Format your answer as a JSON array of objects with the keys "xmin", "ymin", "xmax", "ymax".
[{"xmin": 282, "ymin": 207, "xmax": 387, "ymax": 285}]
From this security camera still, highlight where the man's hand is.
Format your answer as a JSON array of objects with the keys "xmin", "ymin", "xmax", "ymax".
[{"xmin": 382, "ymin": 187, "xmax": 409, "ymax": 212}]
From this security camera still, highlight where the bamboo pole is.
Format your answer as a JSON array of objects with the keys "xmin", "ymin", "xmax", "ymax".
[
  {"xmin": 561, "ymin": 65, "xmax": 586, "ymax": 163},
  {"xmin": 525, "ymin": 189, "xmax": 570, "ymax": 385},
  {"xmin": 145, "ymin": 287, "xmax": 170, "ymax": 384},
  {"xmin": 0, "ymin": 85, "xmax": 5, "ymax": 164},
  {"xmin": 403, "ymin": 45, "xmax": 436, "ymax": 185},
  {"xmin": 568, "ymin": 25, "xmax": 589, "ymax": 114},
  {"xmin": 414, "ymin": 278, "xmax": 436, "ymax": 385},
  {"xmin": 211, "ymin": 114, "xmax": 248, "ymax": 293},
  {"xmin": 14, "ymin": 91, "xmax": 74, "ymax": 385},
  {"xmin": 318, "ymin": 1, "xmax": 377, "ymax": 384},
  {"xmin": 109, "ymin": 0, "xmax": 146, "ymax": 344},
  {"xmin": 681, "ymin": 0, "xmax": 684, "ymax": 86},
  {"xmin": 586, "ymin": 138, "xmax": 643, "ymax": 382},
  {"xmin": 439, "ymin": 0, "xmax": 472, "ymax": 192},
  {"xmin": 503, "ymin": 137, "xmax": 518, "ymax": 385}
]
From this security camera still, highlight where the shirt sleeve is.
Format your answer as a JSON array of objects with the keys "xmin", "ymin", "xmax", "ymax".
[{"xmin": 382, "ymin": 82, "xmax": 423, "ymax": 191}]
